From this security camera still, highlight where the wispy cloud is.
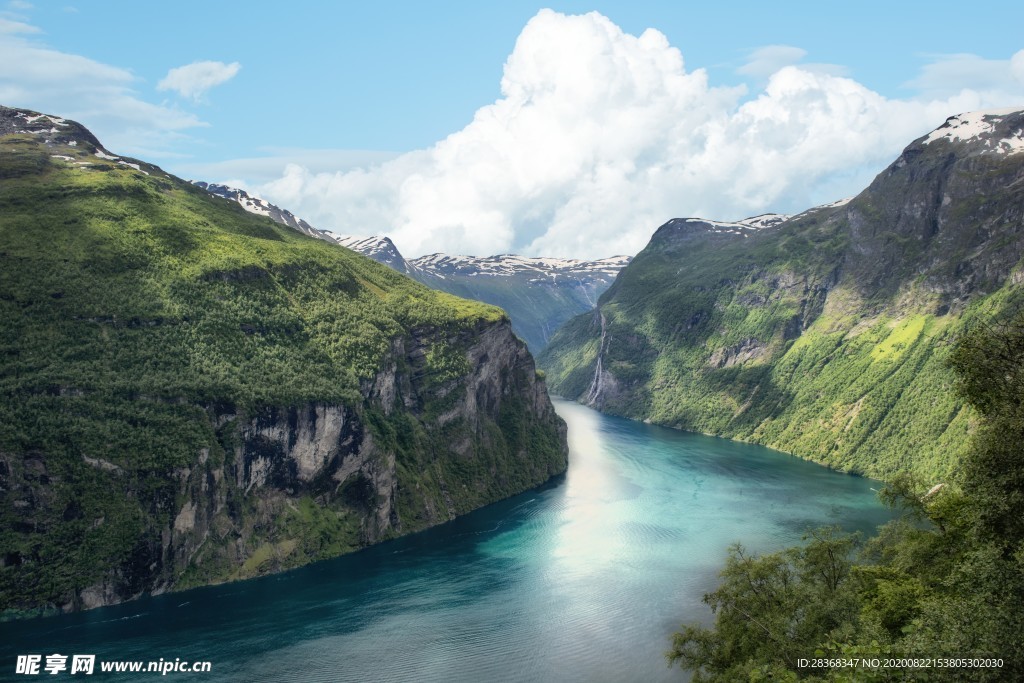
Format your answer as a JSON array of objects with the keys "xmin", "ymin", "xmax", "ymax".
[
  {"xmin": 904, "ymin": 50, "xmax": 1024, "ymax": 101},
  {"xmin": 180, "ymin": 148, "xmax": 402, "ymax": 188},
  {"xmin": 0, "ymin": 18, "xmax": 206, "ymax": 157},
  {"xmin": 0, "ymin": 16, "xmax": 38, "ymax": 33},
  {"xmin": 737, "ymin": 44, "xmax": 848, "ymax": 82},
  {"xmin": 737, "ymin": 45, "xmax": 807, "ymax": 79},
  {"xmin": 157, "ymin": 60, "xmax": 240, "ymax": 101}
]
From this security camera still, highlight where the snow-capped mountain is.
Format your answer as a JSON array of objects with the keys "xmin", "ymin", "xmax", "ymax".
[
  {"xmin": 920, "ymin": 108, "xmax": 1024, "ymax": 154},
  {"xmin": 330, "ymin": 235, "xmax": 412, "ymax": 274},
  {"xmin": 330, "ymin": 237, "xmax": 632, "ymax": 351},
  {"xmin": 192, "ymin": 181, "xmax": 335, "ymax": 241},
  {"xmin": 407, "ymin": 252, "xmax": 630, "ymax": 282},
  {"xmin": 326, "ymin": 233, "xmax": 629, "ymax": 288}
]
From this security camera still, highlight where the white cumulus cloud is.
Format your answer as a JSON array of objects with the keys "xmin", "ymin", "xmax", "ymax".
[
  {"xmin": 249, "ymin": 10, "xmax": 1024, "ymax": 259},
  {"xmin": 158, "ymin": 60, "xmax": 240, "ymax": 101}
]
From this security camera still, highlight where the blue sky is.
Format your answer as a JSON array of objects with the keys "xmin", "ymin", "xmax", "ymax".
[{"xmin": 3, "ymin": 1, "xmax": 1024, "ymax": 257}]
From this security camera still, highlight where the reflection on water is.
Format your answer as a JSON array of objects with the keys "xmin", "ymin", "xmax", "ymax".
[{"xmin": 0, "ymin": 400, "xmax": 893, "ymax": 682}]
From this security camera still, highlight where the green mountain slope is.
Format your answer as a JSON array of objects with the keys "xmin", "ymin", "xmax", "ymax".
[
  {"xmin": 0, "ymin": 107, "xmax": 567, "ymax": 617},
  {"xmin": 540, "ymin": 109, "xmax": 1024, "ymax": 481}
]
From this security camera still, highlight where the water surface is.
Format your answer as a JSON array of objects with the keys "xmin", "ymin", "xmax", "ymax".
[{"xmin": 1, "ymin": 400, "xmax": 893, "ymax": 682}]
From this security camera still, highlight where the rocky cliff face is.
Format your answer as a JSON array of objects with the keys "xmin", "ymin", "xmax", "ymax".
[
  {"xmin": 0, "ymin": 106, "xmax": 567, "ymax": 617},
  {"xmin": 540, "ymin": 109, "xmax": 1024, "ymax": 481},
  {"xmin": 14, "ymin": 317, "xmax": 567, "ymax": 616},
  {"xmin": 82, "ymin": 318, "xmax": 562, "ymax": 612},
  {"xmin": 842, "ymin": 110, "xmax": 1024, "ymax": 309}
]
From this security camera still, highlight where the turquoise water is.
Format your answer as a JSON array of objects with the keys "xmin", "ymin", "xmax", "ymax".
[{"xmin": 1, "ymin": 400, "xmax": 893, "ymax": 682}]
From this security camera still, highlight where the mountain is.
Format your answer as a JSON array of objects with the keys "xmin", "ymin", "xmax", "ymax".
[
  {"xmin": 399, "ymin": 251, "xmax": 631, "ymax": 352},
  {"xmin": 189, "ymin": 182, "xmax": 633, "ymax": 352},
  {"xmin": 540, "ymin": 108, "xmax": 1024, "ymax": 482},
  {"xmin": 331, "ymin": 235, "xmax": 632, "ymax": 351},
  {"xmin": 0, "ymin": 106, "xmax": 567, "ymax": 617},
  {"xmin": 331, "ymin": 235, "xmax": 414, "ymax": 274}
]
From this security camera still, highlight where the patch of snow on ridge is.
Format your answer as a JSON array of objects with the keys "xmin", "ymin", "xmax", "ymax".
[
  {"xmin": 821, "ymin": 197, "xmax": 853, "ymax": 208},
  {"xmin": 738, "ymin": 213, "xmax": 790, "ymax": 229},
  {"xmin": 118, "ymin": 160, "xmax": 149, "ymax": 175},
  {"xmin": 679, "ymin": 214, "xmax": 788, "ymax": 233},
  {"xmin": 94, "ymin": 149, "xmax": 119, "ymax": 161},
  {"xmin": 923, "ymin": 108, "xmax": 1024, "ymax": 153},
  {"xmin": 787, "ymin": 196, "xmax": 854, "ymax": 221},
  {"xmin": 239, "ymin": 197, "xmax": 271, "ymax": 217}
]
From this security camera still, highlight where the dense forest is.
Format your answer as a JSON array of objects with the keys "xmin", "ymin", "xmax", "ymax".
[{"xmin": 667, "ymin": 309, "xmax": 1024, "ymax": 681}]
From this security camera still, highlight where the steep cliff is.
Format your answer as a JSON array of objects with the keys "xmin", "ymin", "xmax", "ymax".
[
  {"xmin": 541, "ymin": 108, "xmax": 1024, "ymax": 481},
  {"xmin": 0, "ymin": 106, "xmax": 567, "ymax": 617}
]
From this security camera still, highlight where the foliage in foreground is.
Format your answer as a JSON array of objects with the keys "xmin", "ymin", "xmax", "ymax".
[{"xmin": 667, "ymin": 311, "xmax": 1024, "ymax": 681}]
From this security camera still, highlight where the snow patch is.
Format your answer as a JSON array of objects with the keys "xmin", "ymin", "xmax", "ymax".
[
  {"xmin": 118, "ymin": 160, "xmax": 149, "ymax": 175},
  {"xmin": 407, "ymin": 251, "xmax": 630, "ymax": 279},
  {"xmin": 236, "ymin": 196, "xmax": 272, "ymax": 217},
  {"xmin": 923, "ymin": 109, "xmax": 1024, "ymax": 153},
  {"xmin": 738, "ymin": 213, "xmax": 790, "ymax": 229}
]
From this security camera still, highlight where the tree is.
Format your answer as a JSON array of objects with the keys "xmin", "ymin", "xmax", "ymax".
[{"xmin": 667, "ymin": 306, "xmax": 1024, "ymax": 681}]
